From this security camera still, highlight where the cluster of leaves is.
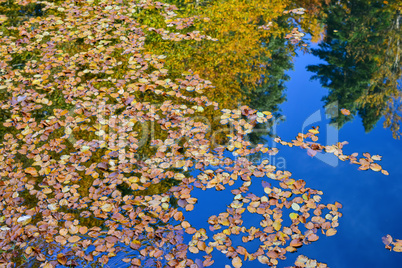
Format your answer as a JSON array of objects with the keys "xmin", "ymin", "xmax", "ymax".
[
  {"xmin": 0, "ymin": 0, "xmax": 389, "ymax": 267},
  {"xmin": 382, "ymin": 234, "xmax": 402, "ymax": 252},
  {"xmin": 274, "ymin": 130, "xmax": 389, "ymax": 174},
  {"xmin": 290, "ymin": 254, "xmax": 328, "ymax": 268}
]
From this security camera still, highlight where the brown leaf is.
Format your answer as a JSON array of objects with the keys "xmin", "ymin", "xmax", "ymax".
[
  {"xmin": 181, "ymin": 221, "xmax": 191, "ymax": 229},
  {"xmin": 79, "ymin": 226, "xmax": 88, "ymax": 234},
  {"xmin": 101, "ymin": 203, "xmax": 113, "ymax": 212},
  {"xmin": 57, "ymin": 254, "xmax": 68, "ymax": 265},
  {"xmin": 68, "ymin": 235, "xmax": 81, "ymax": 243},
  {"xmin": 189, "ymin": 246, "xmax": 199, "ymax": 254},
  {"xmin": 341, "ymin": 108, "xmax": 350, "ymax": 115},
  {"xmin": 290, "ymin": 239, "xmax": 303, "ymax": 247},
  {"xmin": 55, "ymin": 235, "xmax": 67, "ymax": 245},
  {"xmin": 370, "ymin": 163, "xmax": 382, "ymax": 172},
  {"xmin": 307, "ymin": 233, "xmax": 319, "ymax": 242}
]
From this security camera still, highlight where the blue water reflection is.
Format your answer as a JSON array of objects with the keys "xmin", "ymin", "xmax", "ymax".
[{"xmin": 184, "ymin": 48, "xmax": 402, "ymax": 267}]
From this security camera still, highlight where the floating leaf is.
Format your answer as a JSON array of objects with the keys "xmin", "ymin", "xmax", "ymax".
[
  {"xmin": 43, "ymin": 262, "xmax": 54, "ymax": 268},
  {"xmin": 232, "ymin": 256, "xmax": 242, "ymax": 268},
  {"xmin": 57, "ymin": 254, "xmax": 68, "ymax": 265},
  {"xmin": 291, "ymin": 203, "xmax": 300, "ymax": 211},
  {"xmin": 101, "ymin": 204, "xmax": 113, "ymax": 213},
  {"xmin": 370, "ymin": 163, "xmax": 382, "ymax": 172},
  {"xmin": 308, "ymin": 127, "xmax": 319, "ymax": 134},
  {"xmin": 289, "ymin": 213, "xmax": 298, "ymax": 220},
  {"xmin": 25, "ymin": 167, "xmax": 38, "ymax": 176},
  {"xmin": 307, "ymin": 233, "xmax": 319, "ymax": 242},
  {"xmin": 68, "ymin": 235, "xmax": 81, "ymax": 243},
  {"xmin": 382, "ymin": 234, "xmax": 392, "ymax": 246},
  {"xmin": 341, "ymin": 108, "xmax": 351, "ymax": 115},
  {"xmin": 273, "ymin": 221, "xmax": 281, "ymax": 231},
  {"xmin": 326, "ymin": 228, "xmax": 337, "ymax": 236},
  {"xmin": 17, "ymin": 215, "xmax": 32, "ymax": 225}
]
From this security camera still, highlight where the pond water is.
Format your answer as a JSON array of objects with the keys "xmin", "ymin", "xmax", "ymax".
[
  {"xmin": 279, "ymin": 53, "xmax": 402, "ymax": 267},
  {"xmin": 0, "ymin": 0, "xmax": 401, "ymax": 267},
  {"xmin": 183, "ymin": 46, "xmax": 402, "ymax": 267}
]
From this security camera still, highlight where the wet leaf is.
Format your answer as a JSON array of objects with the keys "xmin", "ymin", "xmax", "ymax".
[
  {"xmin": 57, "ymin": 254, "xmax": 68, "ymax": 265},
  {"xmin": 341, "ymin": 108, "xmax": 351, "ymax": 115},
  {"xmin": 273, "ymin": 221, "xmax": 281, "ymax": 231},
  {"xmin": 289, "ymin": 213, "xmax": 298, "ymax": 220},
  {"xmin": 101, "ymin": 204, "xmax": 113, "ymax": 213},
  {"xmin": 326, "ymin": 228, "xmax": 337, "ymax": 236},
  {"xmin": 232, "ymin": 256, "xmax": 242, "ymax": 268},
  {"xmin": 369, "ymin": 163, "xmax": 382, "ymax": 171},
  {"xmin": 43, "ymin": 262, "xmax": 54, "ymax": 268},
  {"xmin": 68, "ymin": 236, "xmax": 81, "ymax": 243},
  {"xmin": 25, "ymin": 167, "xmax": 38, "ymax": 176},
  {"xmin": 307, "ymin": 233, "xmax": 319, "ymax": 242},
  {"xmin": 291, "ymin": 203, "xmax": 300, "ymax": 211}
]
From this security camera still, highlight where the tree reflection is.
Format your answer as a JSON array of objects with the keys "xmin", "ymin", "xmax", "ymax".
[
  {"xmin": 0, "ymin": 0, "xmax": 391, "ymax": 267},
  {"xmin": 307, "ymin": 0, "xmax": 402, "ymax": 138}
]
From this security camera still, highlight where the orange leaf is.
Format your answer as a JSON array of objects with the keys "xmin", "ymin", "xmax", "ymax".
[
  {"xmin": 326, "ymin": 228, "xmax": 337, "ymax": 236},
  {"xmin": 232, "ymin": 256, "xmax": 242, "ymax": 268},
  {"xmin": 307, "ymin": 233, "xmax": 319, "ymax": 242},
  {"xmin": 68, "ymin": 235, "xmax": 81, "ymax": 243},
  {"xmin": 341, "ymin": 108, "xmax": 350, "ymax": 115},
  {"xmin": 25, "ymin": 167, "xmax": 38, "ymax": 176},
  {"xmin": 370, "ymin": 163, "xmax": 382, "ymax": 172}
]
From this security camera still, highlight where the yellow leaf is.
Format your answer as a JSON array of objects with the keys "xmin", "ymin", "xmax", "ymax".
[
  {"xmin": 101, "ymin": 203, "xmax": 113, "ymax": 212},
  {"xmin": 43, "ymin": 262, "xmax": 54, "ymax": 268},
  {"xmin": 25, "ymin": 247, "xmax": 33, "ymax": 254},
  {"xmin": 25, "ymin": 167, "xmax": 38, "ymax": 176},
  {"xmin": 340, "ymin": 108, "xmax": 350, "ymax": 115},
  {"xmin": 65, "ymin": 127, "xmax": 72, "ymax": 135},
  {"xmin": 44, "ymin": 167, "xmax": 51, "ymax": 175},
  {"xmin": 371, "ymin": 155, "xmax": 382, "ymax": 161},
  {"xmin": 42, "ymin": 188, "xmax": 52, "ymax": 194},
  {"xmin": 273, "ymin": 221, "xmax": 281, "ymax": 231},
  {"xmin": 393, "ymin": 246, "xmax": 402, "ymax": 252},
  {"xmin": 174, "ymin": 160, "xmax": 185, "ymax": 168},
  {"xmin": 289, "ymin": 213, "xmax": 298, "ymax": 220},
  {"xmin": 234, "ymin": 141, "xmax": 242, "ymax": 149}
]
